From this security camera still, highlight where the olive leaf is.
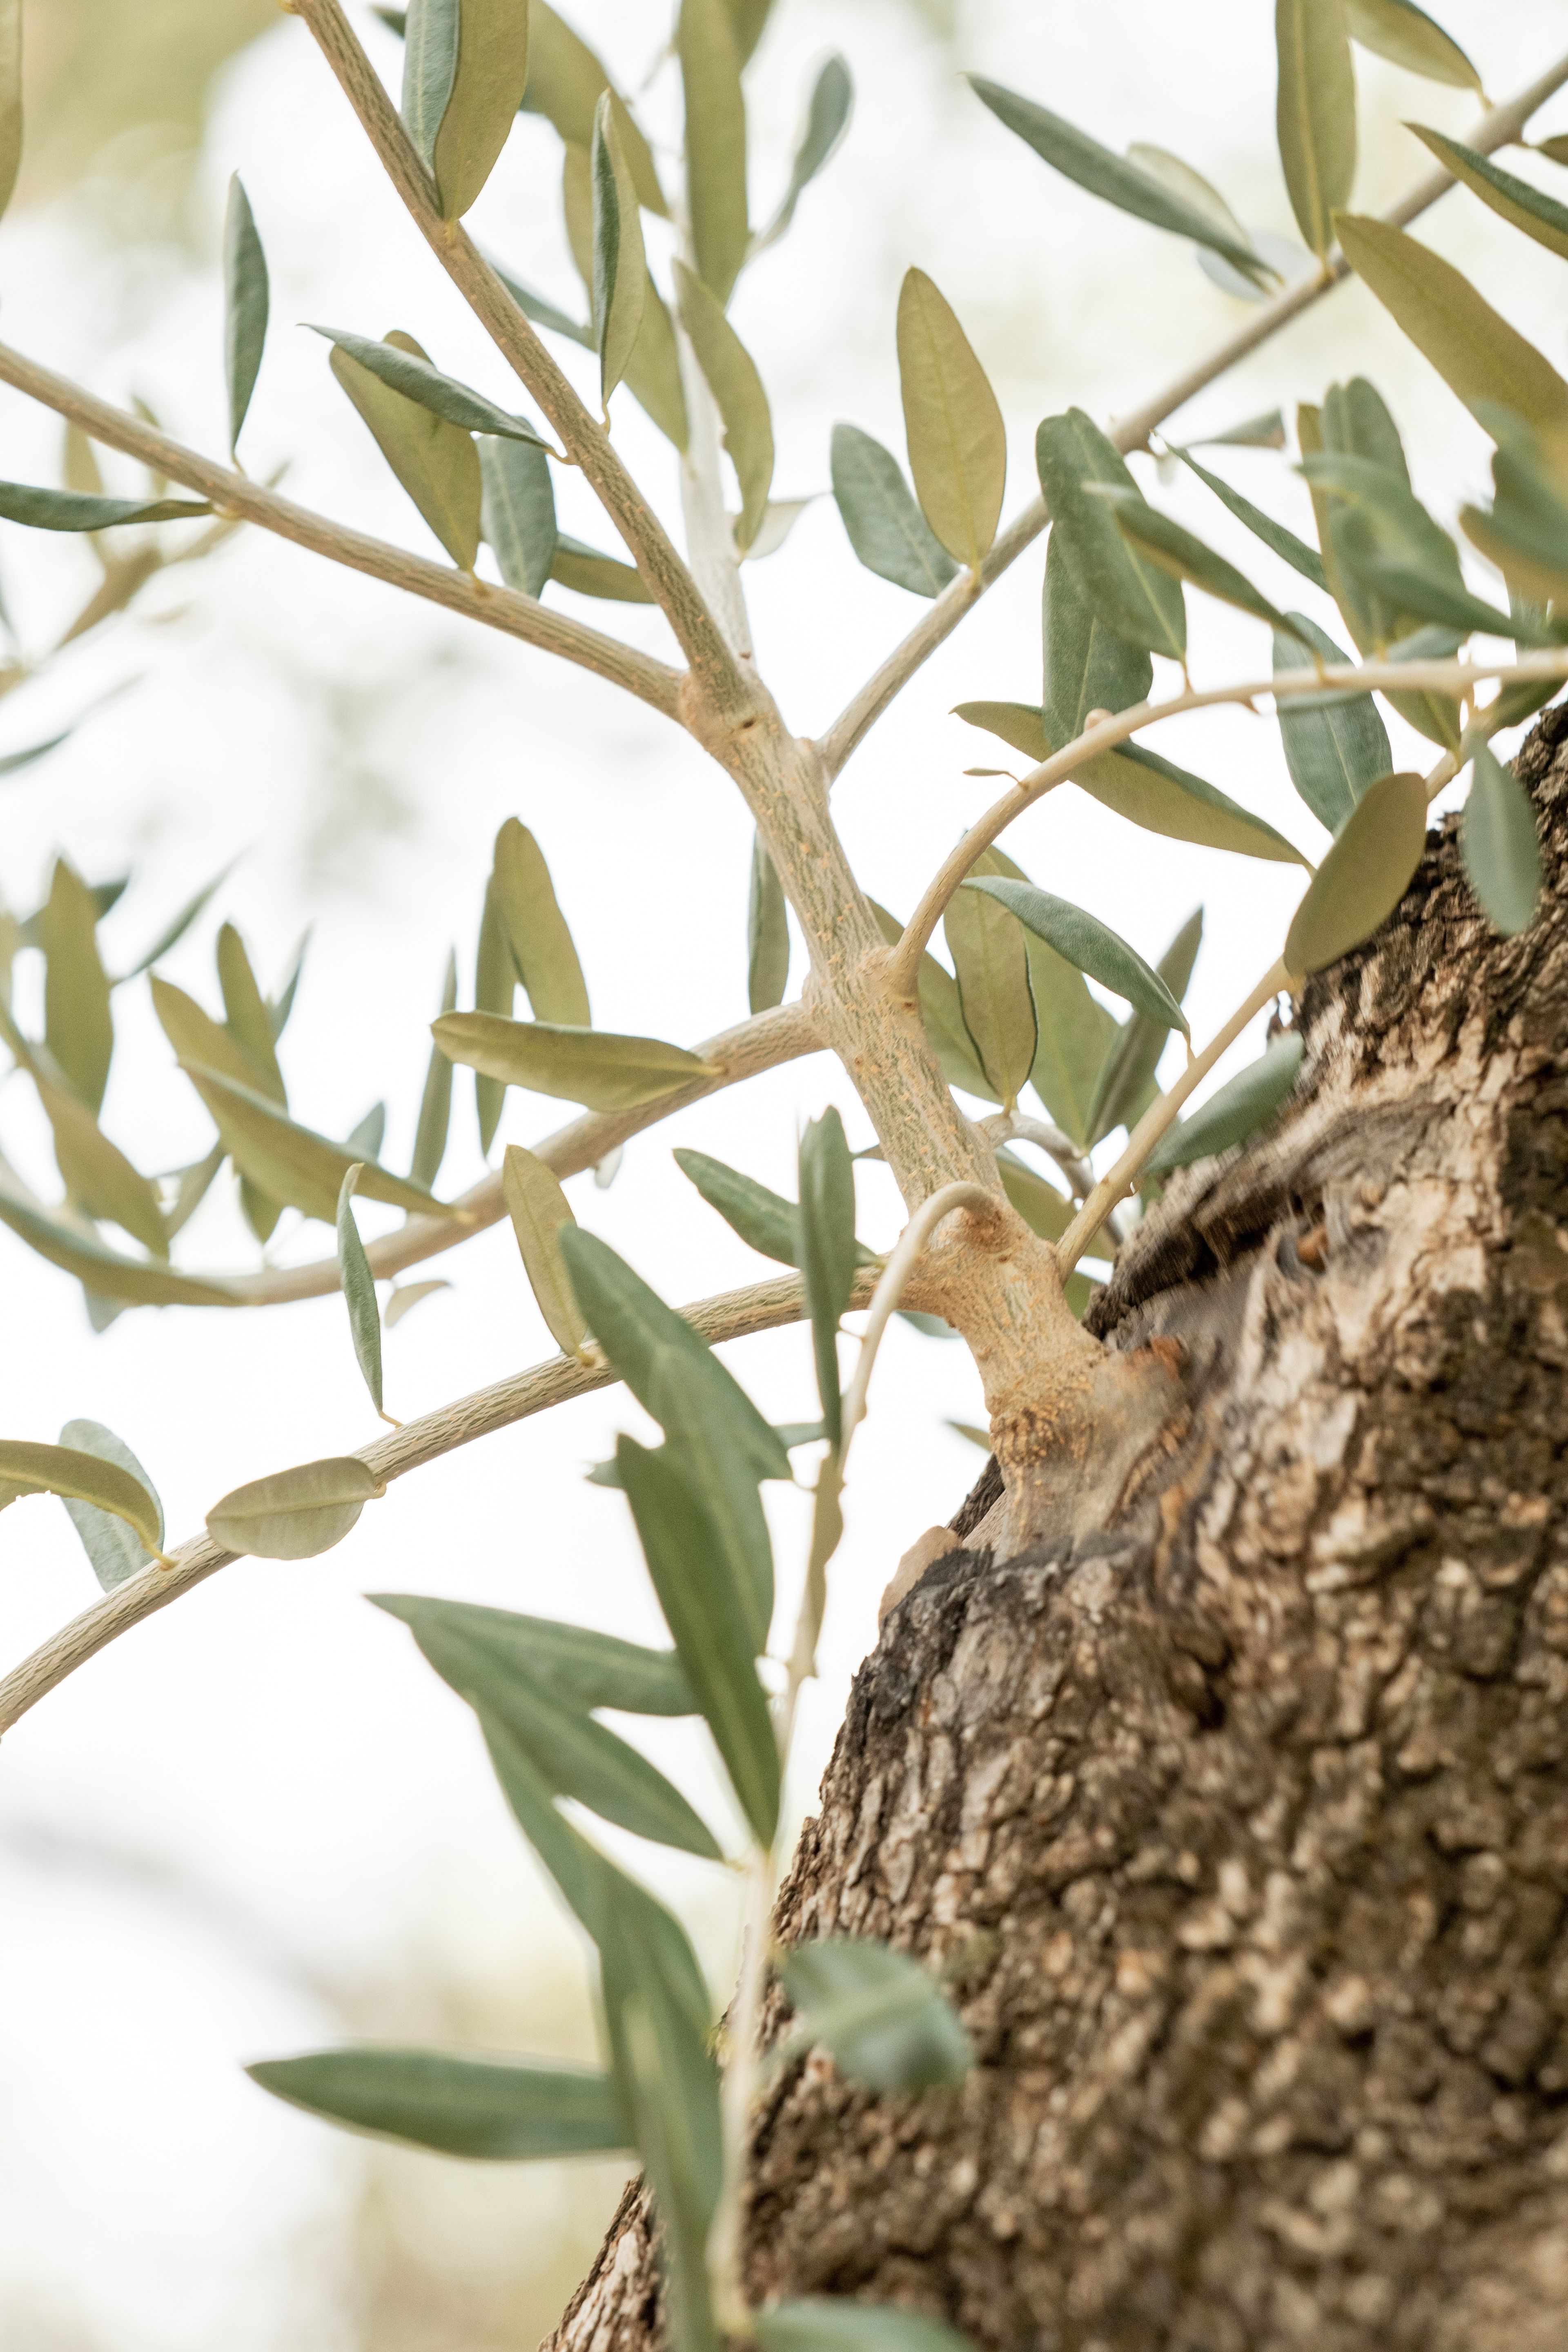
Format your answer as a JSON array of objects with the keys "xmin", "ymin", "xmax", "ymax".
[
  {"xmin": 747, "ymin": 832, "xmax": 789, "ymax": 1013},
  {"xmin": 753, "ymin": 55, "xmax": 852, "ymax": 253},
  {"xmin": 1346, "ymin": 0, "xmax": 1480, "ymax": 90},
  {"xmin": 150, "ymin": 975, "xmax": 260, "ymax": 1094},
  {"xmin": 550, "ymin": 534, "xmax": 656, "ymax": 601},
  {"xmin": 673, "ymin": 263, "xmax": 774, "ymax": 551},
  {"xmin": 328, "ymin": 330, "xmax": 483, "ymax": 570},
  {"xmin": 479, "ymin": 437, "xmax": 557, "ymax": 598},
  {"xmin": 776, "ymin": 1938, "xmax": 971, "ymax": 2094},
  {"xmin": 41, "ymin": 859, "xmax": 114, "ymax": 1116},
  {"xmin": 1042, "ymin": 526, "xmax": 1153, "ymax": 744},
  {"xmin": 336, "ymin": 1165, "xmax": 386, "ymax": 1417},
  {"xmin": 1169, "ymin": 445, "xmax": 1327, "ymax": 590},
  {"xmin": 0, "ymin": 481, "xmax": 210, "ymax": 531},
  {"xmin": 1274, "ymin": 0, "xmax": 1357, "ymax": 263},
  {"xmin": 0, "ymin": 0, "xmax": 19, "ymax": 224},
  {"xmin": 679, "ymin": 0, "xmax": 748, "ymax": 305},
  {"xmin": 1036, "ymin": 410, "xmax": 1185, "ymax": 661},
  {"xmin": 522, "ymin": 5, "xmax": 665, "ymax": 213},
  {"xmin": 868, "ymin": 900, "xmax": 996, "ymax": 1105},
  {"xmin": 830, "ymin": 424, "xmax": 957, "ymax": 598},
  {"xmin": 371, "ymin": 1593, "xmax": 696, "ymax": 1715},
  {"xmin": 216, "ymin": 922, "xmax": 287, "ymax": 1102},
  {"xmin": 944, "ymin": 873, "xmax": 1038, "ymax": 1111},
  {"xmin": 118, "ymin": 858, "xmax": 237, "ymax": 981},
  {"xmin": 223, "ymin": 175, "xmax": 269, "ymax": 457},
  {"xmin": 0, "ymin": 1438, "xmax": 164, "ymax": 1557},
  {"xmin": 474, "ymin": 875, "xmax": 514, "ymax": 1156},
  {"xmin": 1460, "ymin": 408, "xmax": 1568, "ymax": 608},
  {"xmin": 503, "ymin": 1143, "xmax": 588, "ymax": 1357},
  {"xmin": 673, "ymin": 1149, "xmax": 802, "ymax": 1268},
  {"xmin": 410, "ymin": 948, "xmax": 459, "ymax": 1189},
  {"xmin": 1145, "ymin": 1031, "xmax": 1307, "ymax": 1176},
  {"xmin": 1090, "ymin": 484, "xmax": 1316, "ymax": 644},
  {"xmin": 435, "ymin": 1015, "xmax": 710, "ymax": 1111},
  {"xmin": 207, "ymin": 1457, "xmax": 383, "ymax": 1561},
  {"xmin": 1088, "ymin": 908, "xmax": 1204, "ymax": 1146},
  {"xmin": 1272, "ymin": 614, "xmax": 1391, "ymax": 831},
  {"xmin": 967, "ymin": 879, "xmax": 1189, "ymax": 1035},
  {"xmin": 58, "ymin": 1418, "xmax": 164, "ymax": 1591},
  {"xmin": 591, "ymin": 92, "xmax": 646, "ymax": 409},
  {"xmin": 247, "ymin": 2048, "xmax": 629, "ymax": 2162},
  {"xmin": 35, "ymin": 1080, "xmax": 167, "ymax": 1259},
  {"xmin": 1283, "ymin": 768, "xmax": 1427, "ymax": 973},
  {"xmin": 180, "ymin": 1062, "xmax": 441, "ymax": 1223},
  {"xmin": 310, "ymin": 325, "xmax": 545, "ymax": 447},
  {"xmin": 1302, "ymin": 450, "xmax": 1526, "ymax": 644},
  {"xmin": 897, "ymin": 269, "xmax": 1006, "ymax": 571},
  {"xmin": 0, "ymin": 1182, "xmax": 238, "ymax": 1307},
  {"xmin": 799, "ymin": 1108, "xmax": 857, "ymax": 1449},
  {"xmin": 385, "ymin": 1278, "xmax": 449, "ymax": 1327},
  {"xmin": 1462, "ymin": 744, "xmax": 1541, "ymax": 937},
  {"xmin": 488, "ymin": 259, "xmax": 594, "ymax": 349},
  {"xmin": 490, "ymin": 818, "xmax": 590, "ymax": 1028},
  {"xmin": 403, "ymin": 0, "xmax": 530, "ymax": 222},
  {"xmin": 1410, "ymin": 130, "xmax": 1568, "ymax": 267}
]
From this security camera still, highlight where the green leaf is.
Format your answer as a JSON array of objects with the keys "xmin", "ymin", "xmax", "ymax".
[
  {"xmin": 522, "ymin": 6, "xmax": 665, "ymax": 214},
  {"xmin": 967, "ymin": 77, "xmax": 1272, "ymax": 287},
  {"xmin": 1301, "ymin": 449, "xmax": 1521, "ymax": 642},
  {"xmin": 591, "ymin": 92, "xmax": 646, "ymax": 408},
  {"xmin": 621, "ymin": 276, "xmax": 690, "ymax": 452},
  {"xmin": 724, "ymin": 0, "xmax": 773, "ymax": 66},
  {"xmin": 216, "ymin": 922, "xmax": 287, "ymax": 1102},
  {"xmin": 336, "ymin": 1165, "xmax": 385, "ymax": 1416},
  {"xmin": 896, "ymin": 269, "xmax": 1006, "ymax": 571},
  {"xmin": 41, "ymin": 860, "xmax": 114, "ymax": 1116},
  {"xmin": 616, "ymin": 1436, "xmax": 780, "ymax": 1845},
  {"xmin": 1091, "ymin": 484, "xmax": 1314, "ymax": 643},
  {"xmin": 560, "ymin": 1227, "xmax": 786, "ymax": 1652},
  {"xmin": 269, "ymin": 930, "xmax": 309, "ymax": 1042},
  {"xmin": 0, "ymin": 481, "xmax": 210, "ymax": 531},
  {"xmin": 867, "ymin": 899, "xmax": 998, "ymax": 1105},
  {"xmin": 943, "ymin": 872, "xmax": 1038, "ymax": 1110},
  {"xmin": 619, "ymin": 1993, "xmax": 722, "ymax": 2352},
  {"xmin": 1145, "ymin": 1032, "xmax": 1306, "ymax": 1175},
  {"xmin": 1537, "ymin": 136, "xmax": 1568, "ymax": 170},
  {"xmin": 1170, "ymin": 445, "xmax": 1327, "ymax": 590},
  {"xmin": 411, "ymin": 949, "xmax": 458, "ymax": 1190},
  {"xmin": 747, "ymin": 831, "xmax": 789, "ymax": 1013},
  {"xmin": 247, "ymin": 2047, "xmax": 628, "ymax": 2160},
  {"xmin": 346, "ymin": 1104, "xmax": 386, "ymax": 1160},
  {"xmin": 370, "ymin": 1593, "xmax": 696, "ymax": 1714},
  {"xmin": 381, "ymin": 1592, "xmax": 722, "ymax": 1858},
  {"xmin": 1272, "ymin": 615, "xmax": 1390, "ymax": 831},
  {"xmin": 777, "ymin": 1939, "xmax": 971, "ymax": 2093},
  {"xmin": 1194, "ymin": 409, "xmax": 1288, "ymax": 451},
  {"xmin": 673, "ymin": 263, "xmax": 774, "ymax": 551},
  {"xmin": 757, "ymin": 2306, "xmax": 972, "ymax": 2352},
  {"xmin": 1346, "ymin": 0, "xmax": 1480, "ymax": 89},
  {"xmin": 222, "ymin": 175, "xmax": 269, "ymax": 457},
  {"xmin": 679, "ymin": 0, "xmax": 748, "ymax": 305},
  {"xmin": 550, "ymin": 532, "xmax": 657, "ymax": 602},
  {"xmin": 1462, "ymin": 743, "xmax": 1541, "ymax": 936},
  {"xmin": 36, "ymin": 1080, "xmax": 167, "ymax": 1259},
  {"xmin": 1284, "ymin": 768, "xmax": 1427, "ymax": 973},
  {"xmin": 1275, "ymin": 0, "xmax": 1356, "ymax": 263},
  {"xmin": 488, "ymin": 259, "xmax": 595, "ymax": 349},
  {"xmin": 966, "ymin": 880, "xmax": 1189, "ymax": 1035},
  {"xmin": 479, "ymin": 436, "xmax": 557, "ymax": 597},
  {"xmin": 311, "ymin": 324, "xmax": 543, "ymax": 447},
  {"xmin": 1020, "ymin": 944, "xmax": 1117, "ymax": 1149},
  {"xmin": 57, "ymin": 1418, "xmax": 163, "ymax": 1590},
  {"xmin": 434, "ymin": 1013, "xmax": 712, "ymax": 1111},
  {"xmin": 206, "ymin": 1456, "xmax": 382, "ymax": 1560},
  {"xmin": 953, "ymin": 701, "xmax": 1047, "ymax": 762},
  {"xmin": 996, "ymin": 1150, "xmax": 1111, "ymax": 1263},
  {"xmin": 1126, "ymin": 143, "xmax": 1261, "ymax": 278},
  {"xmin": 754, "ymin": 55, "xmax": 852, "ymax": 251},
  {"xmin": 401, "ymin": 0, "xmax": 459, "ymax": 175},
  {"xmin": 1036, "ymin": 411, "xmax": 1185, "ymax": 661},
  {"xmin": 675, "ymin": 1147, "xmax": 800, "ymax": 1266},
  {"xmin": 0, "ymin": 0, "xmax": 20, "ymax": 225},
  {"xmin": 150, "ymin": 974, "xmax": 263, "ymax": 1094},
  {"xmin": 328, "ymin": 330, "xmax": 483, "ymax": 570},
  {"xmin": 1410, "ymin": 129, "xmax": 1568, "ymax": 267},
  {"xmin": 474, "ymin": 875, "xmax": 514, "ymax": 1155},
  {"xmin": 384, "ymin": 1278, "xmax": 449, "ymax": 1326},
  {"xmin": 119, "ymin": 858, "xmax": 237, "ymax": 981},
  {"xmin": 1041, "ymin": 528, "xmax": 1152, "ymax": 747},
  {"xmin": 799, "ymin": 1108, "xmax": 856, "ymax": 1450},
  {"xmin": 830, "ymin": 424, "xmax": 958, "ymax": 598},
  {"xmin": 434, "ymin": 0, "xmax": 531, "ymax": 221},
  {"xmin": 502, "ymin": 1143, "xmax": 587, "ymax": 1356},
  {"xmin": 1336, "ymin": 215, "xmax": 1568, "ymax": 437},
  {"xmin": 1460, "ymin": 407, "xmax": 1568, "ymax": 607},
  {"xmin": 0, "ymin": 1178, "xmax": 238, "ymax": 1306},
  {"xmin": 490, "ymin": 817, "xmax": 591, "ymax": 1028},
  {"xmin": 1087, "ymin": 907, "xmax": 1204, "ymax": 1145},
  {"xmin": 180, "ymin": 1062, "xmax": 441, "ymax": 1224},
  {"xmin": 1078, "ymin": 742, "xmax": 1307, "ymax": 864},
  {"xmin": 0, "ymin": 1438, "xmax": 163, "ymax": 1556}
]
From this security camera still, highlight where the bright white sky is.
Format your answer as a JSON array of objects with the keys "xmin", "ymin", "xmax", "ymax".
[{"xmin": 0, "ymin": 2, "xmax": 1564, "ymax": 2343}]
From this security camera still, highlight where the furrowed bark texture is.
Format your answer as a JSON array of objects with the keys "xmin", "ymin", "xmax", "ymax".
[{"xmin": 549, "ymin": 706, "xmax": 1568, "ymax": 2352}]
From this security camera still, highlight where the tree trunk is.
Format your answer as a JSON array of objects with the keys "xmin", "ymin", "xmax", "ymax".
[{"xmin": 549, "ymin": 706, "xmax": 1568, "ymax": 2352}]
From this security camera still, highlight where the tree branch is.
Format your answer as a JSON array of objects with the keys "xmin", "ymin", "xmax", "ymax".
[
  {"xmin": 887, "ymin": 650, "xmax": 1568, "ymax": 997},
  {"xmin": 0, "ymin": 1257, "xmax": 886, "ymax": 1739},
  {"xmin": 293, "ymin": 0, "xmax": 748, "ymax": 717},
  {"xmin": 0, "ymin": 338, "xmax": 684, "ymax": 721},
  {"xmin": 816, "ymin": 45, "xmax": 1568, "ymax": 782}
]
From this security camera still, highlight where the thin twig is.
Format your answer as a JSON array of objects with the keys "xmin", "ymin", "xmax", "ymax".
[
  {"xmin": 815, "ymin": 46, "xmax": 1568, "ymax": 781},
  {"xmin": 887, "ymin": 649, "xmax": 1568, "ymax": 996},
  {"xmin": 0, "ymin": 339, "xmax": 685, "ymax": 721},
  {"xmin": 978, "ymin": 1110, "xmax": 1123, "ymax": 1238},
  {"xmin": 0, "ymin": 1257, "xmax": 885, "ymax": 1739},
  {"xmin": 839, "ymin": 1183, "xmax": 999, "ymax": 1465}
]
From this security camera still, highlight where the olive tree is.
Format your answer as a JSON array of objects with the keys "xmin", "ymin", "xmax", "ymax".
[{"xmin": 3, "ymin": 0, "xmax": 1568, "ymax": 2343}]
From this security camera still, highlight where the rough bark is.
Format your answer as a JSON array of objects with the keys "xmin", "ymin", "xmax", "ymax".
[{"xmin": 548, "ymin": 706, "xmax": 1568, "ymax": 2352}]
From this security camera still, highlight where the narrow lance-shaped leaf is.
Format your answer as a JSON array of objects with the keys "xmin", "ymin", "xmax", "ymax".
[
  {"xmin": 370, "ymin": 1592, "xmax": 697, "ymax": 1715},
  {"xmin": 490, "ymin": 818, "xmax": 590, "ymax": 1028},
  {"xmin": 0, "ymin": 0, "xmax": 19, "ymax": 225},
  {"xmin": 311, "ymin": 325, "xmax": 544, "ymax": 446},
  {"xmin": 1089, "ymin": 907, "xmax": 1204, "ymax": 1145},
  {"xmin": 328, "ymin": 330, "xmax": 483, "ymax": 570},
  {"xmin": 674, "ymin": 263, "xmax": 774, "ymax": 552},
  {"xmin": 42, "ymin": 859, "xmax": 114, "ymax": 1116},
  {"xmin": 336, "ymin": 1165, "xmax": 386, "ymax": 1417},
  {"xmin": 944, "ymin": 870, "xmax": 1038, "ymax": 1111},
  {"xmin": 1460, "ymin": 407, "xmax": 1568, "ymax": 609},
  {"xmin": 0, "ymin": 481, "xmax": 210, "ymax": 532},
  {"xmin": 479, "ymin": 436, "xmax": 557, "ymax": 597},
  {"xmin": 675, "ymin": 1148, "xmax": 799, "ymax": 1267},
  {"xmin": 207, "ymin": 1457, "xmax": 383, "ymax": 1560},
  {"xmin": 1275, "ymin": 0, "xmax": 1356, "ymax": 263},
  {"xmin": 346, "ymin": 1104, "xmax": 386, "ymax": 1161},
  {"xmin": 119, "ymin": 858, "xmax": 237, "ymax": 980},
  {"xmin": 474, "ymin": 878, "xmax": 514, "ymax": 1155},
  {"xmin": 410, "ymin": 949, "xmax": 458, "ymax": 1190},
  {"xmin": 521, "ymin": 4, "xmax": 666, "ymax": 213},
  {"xmin": 0, "ymin": 1182, "xmax": 239, "ymax": 1308},
  {"xmin": 868, "ymin": 899, "xmax": 997, "ymax": 1105},
  {"xmin": 180, "ymin": 1062, "xmax": 443, "ymax": 1224},
  {"xmin": 591, "ymin": 92, "xmax": 646, "ymax": 410},
  {"xmin": 619, "ymin": 1997, "xmax": 721, "ymax": 2352},
  {"xmin": 754, "ymin": 55, "xmax": 852, "ymax": 252},
  {"xmin": 1091, "ymin": 484, "xmax": 1315, "ymax": 644},
  {"xmin": 777, "ymin": 1938, "xmax": 971, "ymax": 2094},
  {"xmin": 1272, "ymin": 614, "xmax": 1391, "ymax": 831},
  {"xmin": 1036, "ymin": 410, "xmax": 1186, "ymax": 661},
  {"xmin": 1284, "ymin": 768, "xmax": 1428, "ymax": 974},
  {"xmin": 401, "ymin": 0, "xmax": 459, "ymax": 174},
  {"xmin": 1409, "ymin": 129, "xmax": 1568, "ymax": 267},
  {"xmin": 830, "ymin": 423, "xmax": 956, "ymax": 599},
  {"xmin": 1463, "ymin": 744, "xmax": 1541, "ymax": 937},
  {"xmin": 223, "ymin": 174, "xmax": 269, "ymax": 457},
  {"xmin": 503, "ymin": 1143, "xmax": 587, "ymax": 1357},
  {"xmin": 0, "ymin": 1439, "xmax": 163, "ymax": 1556},
  {"xmin": 1040, "ymin": 526, "xmax": 1151, "ymax": 747},
  {"xmin": 57, "ymin": 1419, "xmax": 164, "ymax": 1592},
  {"xmin": 966, "ymin": 76, "xmax": 1272, "ymax": 286},
  {"xmin": 150, "ymin": 974, "xmax": 265, "ymax": 1095},
  {"xmin": 488, "ymin": 259, "xmax": 594, "ymax": 349},
  {"xmin": 1145, "ymin": 1032, "xmax": 1306, "ymax": 1175},
  {"xmin": 679, "ymin": 0, "xmax": 748, "ymax": 305},
  {"xmin": 550, "ymin": 532, "xmax": 656, "ymax": 603},
  {"xmin": 747, "ymin": 831, "xmax": 789, "ymax": 1013},
  {"xmin": 216, "ymin": 922, "xmax": 286, "ymax": 1102},
  {"xmin": 1346, "ymin": 0, "xmax": 1481, "ymax": 90},
  {"xmin": 897, "ymin": 269, "xmax": 1005, "ymax": 571},
  {"xmin": 385, "ymin": 1279, "xmax": 448, "ymax": 1327},
  {"xmin": 799, "ymin": 1109, "xmax": 857, "ymax": 1450},
  {"xmin": 1170, "ymin": 445, "xmax": 1327, "ymax": 590},
  {"xmin": 248, "ymin": 2047, "xmax": 629, "ymax": 2162},
  {"xmin": 435, "ymin": 1015, "xmax": 713, "ymax": 1112},
  {"xmin": 965, "ymin": 880, "xmax": 1189, "ymax": 1034},
  {"xmin": 36, "ymin": 1080, "xmax": 167, "ymax": 1260},
  {"xmin": 432, "ymin": 0, "xmax": 530, "ymax": 221},
  {"xmin": 755, "ymin": 2307, "xmax": 973, "ymax": 2352}
]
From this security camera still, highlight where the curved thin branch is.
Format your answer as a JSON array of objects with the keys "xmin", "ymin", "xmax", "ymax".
[
  {"xmin": 979, "ymin": 1111, "xmax": 1125, "ymax": 1241},
  {"xmin": 887, "ymin": 649, "xmax": 1568, "ymax": 996},
  {"xmin": 0, "ymin": 340, "xmax": 685, "ymax": 721},
  {"xmin": 816, "ymin": 45, "xmax": 1568, "ymax": 782},
  {"xmin": 0, "ymin": 1259, "xmax": 886, "ymax": 1740},
  {"xmin": 294, "ymin": 0, "xmax": 747, "ymax": 717},
  {"xmin": 839, "ymin": 1182, "xmax": 1000, "ymax": 1469}
]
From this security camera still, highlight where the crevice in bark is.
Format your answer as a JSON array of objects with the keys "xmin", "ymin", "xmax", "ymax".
[{"xmin": 546, "ymin": 705, "xmax": 1568, "ymax": 2352}]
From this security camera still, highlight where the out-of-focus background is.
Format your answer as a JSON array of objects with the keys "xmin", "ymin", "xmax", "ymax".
[{"xmin": 0, "ymin": 3, "xmax": 1564, "ymax": 2345}]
